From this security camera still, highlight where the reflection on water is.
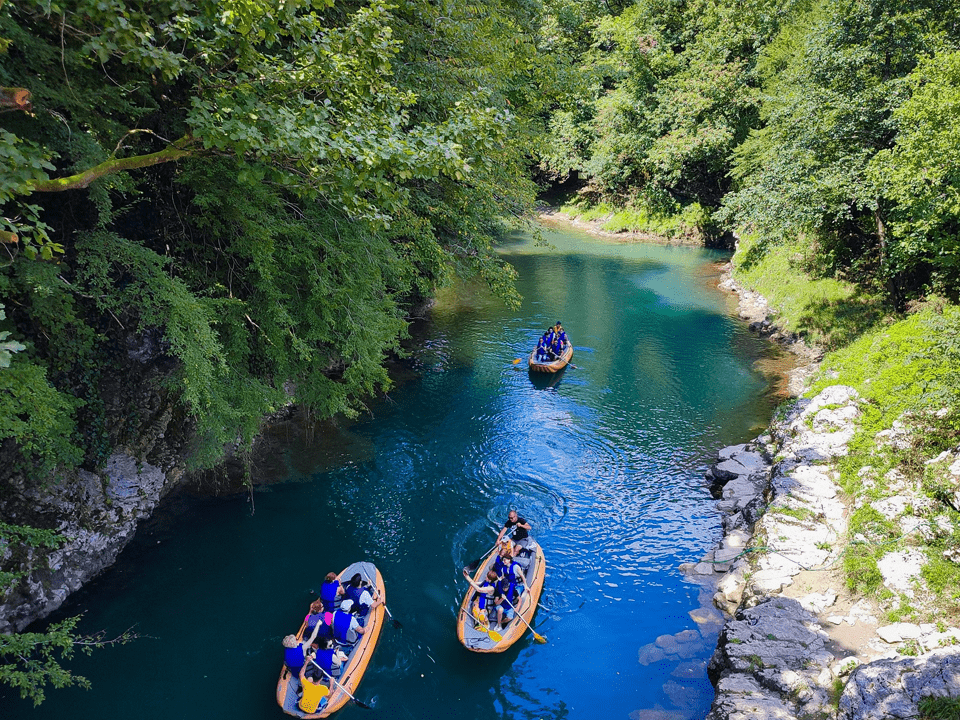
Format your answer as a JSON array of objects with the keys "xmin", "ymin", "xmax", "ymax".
[{"xmin": 0, "ymin": 224, "xmax": 789, "ymax": 720}]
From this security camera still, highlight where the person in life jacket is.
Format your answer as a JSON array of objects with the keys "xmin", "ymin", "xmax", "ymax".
[
  {"xmin": 462, "ymin": 568, "xmax": 499, "ymax": 625},
  {"xmin": 536, "ymin": 330, "xmax": 552, "ymax": 362},
  {"xmin": 496, "ymin": 509, "xmax": 534, "ymax": 558},
  {"xmin": 550, "ymin": 331, "xmax": 565, "ymax": 358},
  {"xmin": 494, "ymin": 575, "xmax": 523, "ymax": 628},
  {"xmin": 326, "ymin": 604, "xmax": 365, "ymax": 645},
  {"xmin": 303, "ymin": 598, "xmax": 331, "ymax": 641},
  {"xmin": 554, "ymin": 321, "xmax": 567, "ymax": 345},
  {"xmin": 282, "ymin": 620, "xmax": 324, "ymax": 674},
  {"xmin": 311, "ymin": 638, "xmax": 349, "ymax": 679},
  {"xmin": 342, "ymin": 573, "xmax": 383, "ymax": 625},
  {"xmin": 319, "ymin": 571, "xmax": 344, "ymax": 612},
  {"xmin": 495, "ymin": 549, "xmax": 527, "ymax": 589},
  {"xmin": 545, "ymin": 327, "xmax": 558, "ymax": 358},
  {"xmin": 297, "ymin": 663, "xmax": 330, "ymax": 714}
]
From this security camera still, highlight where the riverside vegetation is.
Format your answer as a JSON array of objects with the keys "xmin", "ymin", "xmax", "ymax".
[{"xmin": 2, "ymin": 0, "xmax": 960, "ymax": 713}]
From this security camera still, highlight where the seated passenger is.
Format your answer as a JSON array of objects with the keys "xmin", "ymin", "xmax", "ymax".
[
  {"xmin": 535, "ymin": 332, "xmax": 551, "ymax": 362},
  {"xmin": 297, "ymin": 662, "xmax": 330, "ymax": 713},
  {"xmin": 312, "ymin": 638, "xmax": 349, "ymax": 679},
  {"xmin": 282, "ymin": 620, "xmax": 324, "ymax": 674},
  {"xmin": 496, "ymin": 551, "xmax": 527, "ymax": 590},
  {"xmin": 326, "ymin": 604, "xmax": 365, "ymax": 646},
  {"xmin": 342, "ymin": 573, "xmax": 383, "ymax": 624},
  {"xmin": 494, "ymin": 575, "xmax": 523, "ymax": 629},
  {"xmin": 304, "ymin": 598, "xmax": 327, "ymax": 640},
  {"xmin": 551, "ymin": 334, "xmax": 564, "ymax": 357},
  {"xmin": 319, "ymin": 571, "xmax": 344, "ymax": 612},
  {"xmin": 462, "ymin": 568, "xmax": 498, "ymax": 626}
]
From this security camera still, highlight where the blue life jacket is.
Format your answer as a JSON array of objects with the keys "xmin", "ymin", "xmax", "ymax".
[
  {"xmin": 284, "ymin": 644, "xmax": 306, "ymax": 670},
  {"xmin": 305, "ymin": 612, "xmax": 323, "ymax": 638},
  {"xmin": 501, "ymin": 561, "xmax": 521, "ymax": 584},
  {"xmin": 315, "ymin": 648, "xmax": 336, "ymax": 674},
  {"xmin": 332, "ymin": 610, "xmax": 354, "ymax": 643},
  {"xmin": 497, "ymin": 578, "xmax": 520, "ymax": 606},
  {"xmin": 477, "ymin": 580, "xmax": 494, "ymax": 610},
  {"xmin": 558, "ymin": 331, "xmax": 567, "ymax": 344},
  {"xmin": 320, "ymin": 580, "xmax": 339, "ymax": 611},
  {"xmin": 344, "ymin": 585, "xmax": 369, "ymax": 616}
]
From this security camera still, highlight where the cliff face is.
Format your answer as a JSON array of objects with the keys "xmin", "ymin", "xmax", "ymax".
[
  {"xmin": 0, "ymin": 328, "xmax": 195, "ymax": 632},
  {"xmin": 0, "ymin": 454, "xmax": 174, "ymax": 633}
]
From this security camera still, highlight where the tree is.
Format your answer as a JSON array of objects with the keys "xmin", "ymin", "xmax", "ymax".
[
  {"xmin": 720, "ymin": 0, "xmax": 960, "ymax": 299},
  {"xmin": 868, "ymin": 50, "xmax": 960, "ymax": 297}
]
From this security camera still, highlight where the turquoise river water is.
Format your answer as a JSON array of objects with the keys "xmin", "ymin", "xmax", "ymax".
[{"xmin": 2, "ymin": 224, "xmax": 788, "ymax": 720}]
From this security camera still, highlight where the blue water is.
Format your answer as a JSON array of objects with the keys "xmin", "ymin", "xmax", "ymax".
[{"xmin": 1, "ymin": 224, "xmax": 785, "ymax": 719}]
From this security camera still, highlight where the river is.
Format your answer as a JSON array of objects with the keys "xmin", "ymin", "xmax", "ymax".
[{"xmin": 2, "ymin": 223, "xmax": 788, "ymax": 720}]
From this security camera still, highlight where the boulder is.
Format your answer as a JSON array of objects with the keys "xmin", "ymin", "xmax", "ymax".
[{"xmin": 839, "ymin": 646, "xmax": 960, "ymax": 720}]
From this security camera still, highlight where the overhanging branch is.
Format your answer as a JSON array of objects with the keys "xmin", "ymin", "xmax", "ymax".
[{"xmin": 29, "ymin": 136, "xmax": 199, "ymax": 192}]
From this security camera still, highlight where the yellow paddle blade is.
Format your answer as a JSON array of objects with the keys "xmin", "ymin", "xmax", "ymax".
[
  {"xmin": 487, "ymin": 629, "xmax": 503, "ymax": 642},
  {"xmin": 533, "ymin": 632, "xmax": 547, "ymax": 644},
  {"xmin": 512, "ymin": 358, "xmax": 523, "ymax": 364}
]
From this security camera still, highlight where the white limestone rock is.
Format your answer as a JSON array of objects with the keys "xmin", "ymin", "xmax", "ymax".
[
  {"xmin": 877, "ymin": 549, "xmax": 927, "ymax": 597},
  {"xmin": 798, "ymin": 590, "xmax": 837, "ymax": 614},
  {"xmin": 839, "ymin": 646, "xmax": 960, "ymax": 720}
]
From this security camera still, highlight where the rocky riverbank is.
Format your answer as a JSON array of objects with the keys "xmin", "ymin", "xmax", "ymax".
[{"xmin": 684, "ymin": 268, "xmax": 960, "ymax": 719}]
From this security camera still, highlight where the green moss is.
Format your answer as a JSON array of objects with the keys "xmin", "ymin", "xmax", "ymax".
[{"xmin": 770, "ymin": 505, "xmax": 815, "ymax": 521}]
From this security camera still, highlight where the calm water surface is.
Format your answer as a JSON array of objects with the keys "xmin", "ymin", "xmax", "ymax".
[{"xmin": 2, "ymin": 225, "xmax": 786, "ymax": 720}]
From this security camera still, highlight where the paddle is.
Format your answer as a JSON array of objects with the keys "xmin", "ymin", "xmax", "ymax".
[
  {"xmin": 501, "ymin": 597, "xmax": 547, "ymax": 644},
  {"xmin": 309, "ymin": 659, "xmax": 372, "ymax": 710},
  {"xmin": 470, "ymin": 606, "xmax": 503, "ymax": 643},
  {"xmin": 512, "ymin": 358, "xmax": 523, "ymax": 365},
  {"xmin": 464, "ymin": 541, "xmax": 499, "ymax": 573},
  {"xmin": 358, "ymin": 567, "xmax": 402, "ymax": 630}
]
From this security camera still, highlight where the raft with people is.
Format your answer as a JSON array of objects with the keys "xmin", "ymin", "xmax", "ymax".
[
  {"xmin": 528, "ymin": 341, "xmax": 572, "ymax": 373},
  {"xmin": 456, "ymin": 540, "xmax": 547, "ymax": 653},
  {"xmin": 276, "ymin": 561, "xmax": 385, "ymax": 718},
  {"xmin": 529, "ymin": 321, "xmax": 573, "ymax": 373}
]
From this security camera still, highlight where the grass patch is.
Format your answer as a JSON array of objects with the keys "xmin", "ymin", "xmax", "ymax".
[
  {"xmin": 919, "ymin": 696, "xmax": 960, "ymax": 720},
  {"xmin": 808, "ymin": 306, "xmax": 960, "ymax": 444},
  {"xmin": 560, "ymin": 199, "xmax": 613, "ymax": 223},
  {"xmin": 770, "ymin": 505, "xmax": 815, "ymax": 522},
  {"xmin": 885, "ymin": 595, "xmax": 917, "ymax": 623},
  {"xmin": 921, "ymin": 553, "xmax": 960, "ymax": 606},
  {"xmin": 732, "ymin": 234, "xmax": 884, "ymax": 349},
  {"xmin": 559, "ymin": 197, "xmax": 709, "ymax": 240},
  {"xmin": 843, "ymin": 544, "xmax": 883, "ymax": 595}
]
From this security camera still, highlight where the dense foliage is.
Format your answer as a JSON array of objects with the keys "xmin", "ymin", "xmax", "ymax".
[
  {"xmin": 539, "ymin": 0, "xmax": 960, "ymax": 300},
  {"xmin": 0, "ymin": 0, "xmax": 555, "ymax": 701},
  {"xmin": 0, "ymin": 0, "xmax": 554, "ymax": 477}
]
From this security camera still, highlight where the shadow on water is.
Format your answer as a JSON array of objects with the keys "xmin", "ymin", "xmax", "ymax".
[{"xmin": 527, "ymin": 368, "xmax": 567, "ymax": 391}]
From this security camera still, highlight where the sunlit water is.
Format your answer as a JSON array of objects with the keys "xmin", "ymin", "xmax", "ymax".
[{"xmin": 2, "ymin": 225, "xmax": 788, "ymax": 720}]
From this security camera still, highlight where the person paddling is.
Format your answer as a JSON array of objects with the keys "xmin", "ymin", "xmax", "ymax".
[{"xmin": 463, "ymin": 568, "xmax": 498, "ymax": 627}]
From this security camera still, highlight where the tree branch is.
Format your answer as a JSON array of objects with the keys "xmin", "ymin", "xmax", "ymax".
[{"xmin": 28, "ymin": 137, "xmax": 199, "ymax": 192}]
